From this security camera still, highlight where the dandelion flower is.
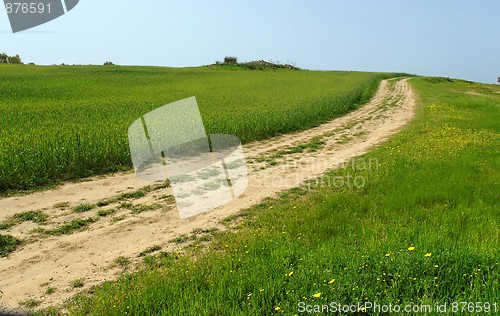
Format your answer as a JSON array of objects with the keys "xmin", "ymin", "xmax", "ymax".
[
  {"xmin": 408, "ymin": 246, "xmax": 415, "ymax": 251},
  {"xmin": 313, "ymin": 292, "xmax": 322, "ymax": 298},
  {"xmin": 275, "ymin": 307, "xmax": 280, "ymax": 311},
  {"xmin": 385, "ymin": 253, "xmax": 391, "ymax": 257},
  {"xmin": 288, "ymin": 271, "xmax": 294, "ymax": 277},
  {"xmin": 328, "ymin": 279, "xmax": 335, "ymax": 284},
  {"xmin": 424, "ymin": 253, "xmax": 432, "ymax": 257}
]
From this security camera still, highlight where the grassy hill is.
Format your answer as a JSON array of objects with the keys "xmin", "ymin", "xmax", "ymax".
[{"xmin": 0, "ymin": 65, "xmax": 403, "ymax": 192}]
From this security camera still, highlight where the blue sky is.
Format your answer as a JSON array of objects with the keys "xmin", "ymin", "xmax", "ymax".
[{"xmin": 1, "ymin": 0, "xmax": 499, "ymax": 83}]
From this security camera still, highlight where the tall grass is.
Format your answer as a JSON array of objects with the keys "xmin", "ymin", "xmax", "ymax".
[
  {"xmin": 0, "ymin": 65, "xmax": 403, "ymax": 192},
  {"xmin": 38, "ymin": 78, "xmax": 499, "ymax": 315}
]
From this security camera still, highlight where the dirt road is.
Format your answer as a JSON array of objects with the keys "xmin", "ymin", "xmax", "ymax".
[{"xmin": 0, "ymin": 78, "xmax": 416, "ymax": 311}]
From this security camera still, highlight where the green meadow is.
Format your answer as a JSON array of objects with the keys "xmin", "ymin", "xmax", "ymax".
[
  {"xmin": 0, "ymin": 65, "xmax": 401, "ymax": 192},
  {"xmin": 33, "ymin": 77, "xmax": 498, "ymax": 315}
]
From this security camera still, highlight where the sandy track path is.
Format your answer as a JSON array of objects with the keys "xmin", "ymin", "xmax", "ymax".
[{"xmin": 0, "ymin": 78, "xmax": 416, "ymax": 311}]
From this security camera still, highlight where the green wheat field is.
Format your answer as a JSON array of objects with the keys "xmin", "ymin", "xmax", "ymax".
[{"xmin": 0, "ymin": 65, "xmax": 401, "ymax": 193}]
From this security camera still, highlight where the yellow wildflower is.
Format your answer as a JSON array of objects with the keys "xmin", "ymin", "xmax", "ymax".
[
  {"xmin": 313, "ymin": 292, "xmax": 321, "ymax": 298},
  {"xmin": 408, "ymin": 246, "xmax": 415, "ymax": 251},
  {"xmin": 424, "ymin": 253, "xmax": 432, "ymax": 257}
]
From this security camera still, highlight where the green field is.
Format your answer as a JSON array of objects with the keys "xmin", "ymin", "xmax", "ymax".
[
  {"xmin": 0, "ymin": 65, "xmax": 402, "ymax": 192},
  {"xmin": 33, "ymin": 78, "xmax": 498, "ymax": 315}
]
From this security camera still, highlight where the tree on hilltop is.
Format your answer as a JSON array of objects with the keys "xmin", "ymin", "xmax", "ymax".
[
  {"xmin": 223, "ymin": 56, "xmax": 238, "ymax": 65},
  {"xmin": 0, "ymin": 52, "xmax": 22, "ymax": 64}
]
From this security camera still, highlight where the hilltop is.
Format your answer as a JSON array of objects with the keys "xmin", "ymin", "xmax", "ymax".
[{"xmin": 209, "ymin": 56, "xmax": 300, "ymax": 70}]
